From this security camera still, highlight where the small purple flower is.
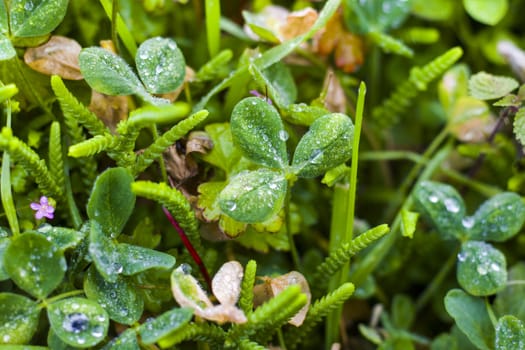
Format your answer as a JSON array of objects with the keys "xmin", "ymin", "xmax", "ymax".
[
  {"xmin": 30, "ymin": 196, "xmax": 55, "ymax": 220},
  {"xmin": 249, "ymin": 90, "xmax": 273, "ymax": 105}
]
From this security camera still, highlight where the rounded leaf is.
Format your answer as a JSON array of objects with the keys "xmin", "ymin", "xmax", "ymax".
[
  {"xmin": 0, "ymin": 35, "xmax": 16, "ymax": 60},
  {"xmin": 495, "ymin": 315, "xmax": 525, "ymax": 350},
  {"xmin": 231, "ymin": 97, "xmax": 288, "ymax": 168},
  {"xmin": 136, "ymin": 37, "xmax": 186, "ymax": 94},
  {"xmin": 219, "ymin": 169, "xmax": 287, "ymax": 223},
  {"xmin": 469, "ymin": 192, "xmax": 525, "ymax": 242},
  {"xmin": 469, "ymin": 71, "xmax": 518, "ymax": 100},
  {"xmin": 84, "ymin": 266, "xmax": 144, "ymax": 325},
  {"xmin": 463, "ymin": 0, "xmax": 508, "ymax": 26},
  {"xmin": 9, "ymin": 0, "xmax": 68, "ymax": 37},
  {"xmin": 0, "ymin": 238, "xmax": 9, "ymax": 281},
  {"xmin": 494, "ymin": 262, "xmax": 525, "ymax": 322},
  {"xmin": 116, "ymin": 243, "xmax": 176, "ymax": 275},
  {"xmin": 47, "ymin": 298, "xmax": 109, "ymax": 348},
  {"xmin": 36, "ymin": 224, "xmax": 85, "ymax": 251},
  {"xmin": 88, "ymin": 221, "xmax": 122, "ymax": 282},
  {"xmin": 413, "ymin": 181, "xmax": 466, "ymax": 240},
  {"xmin": 212, "ymin": 261, "xmax": 243, "ymax": 306},
  {"xmin": 457, "ymin": 241, "xmax": 507, "ymax": 296},
  {"xmin": 444, "ymin": 289, "xmax": 494, "ymax": 350},
  {"xmin": 79, "ymin": 47, "xmax": 143, "ymax": 96},
  {"xmin": 138, "ymin": 307, "xmax": 193, "ymax": 345},
  {"xmin": 100, "ymin": 328, "xmax": 139, "ymax": 350},
  {"xmin": 4, "ymin": 232, "xmax": 66, "ymax": 299},
  {"xmin": 345, "ymin": 0, "xmax": 411, "ymax": 33},
  {"xmin": 0, "ymin": 293, "xmax": 40, "ymax": 344},
  {"xmin": 87, "ymin": 167, "xmax": 136, "ymax": 238},
  {"xmin": 292, "ymin": 113, "xmax": 354, "ymax": 178}
]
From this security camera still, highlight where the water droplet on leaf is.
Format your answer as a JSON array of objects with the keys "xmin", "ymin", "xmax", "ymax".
[
  {"xmin": 278, "ymin": 130, "xmax": 289, "ymax": 141},
  {"xmin": 429, "ymin": 195, "xmax": 439, "ymax": 203},
  {"xmin": 444, "ymin": 198, "xmax": 460, "ymax": 213},
  {"xmin": 477, "ymin": 265, "xmax": 488, "ymax": 275},
  {"xmin": 62, "ymin": 313, "xmax": 90, "ymax": 334}
]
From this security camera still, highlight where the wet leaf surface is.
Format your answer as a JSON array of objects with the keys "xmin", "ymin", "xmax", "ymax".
[{"xmin": 0, "ymin": 293, "xmax": 40, "ymax": 344}]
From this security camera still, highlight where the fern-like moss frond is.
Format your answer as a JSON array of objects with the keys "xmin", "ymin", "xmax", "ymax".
[
  {"xmin": 131, "ymin": 180, "xmax": 202, "ymax": 253},
  {"xmin": 157, "ymin": 322, "xmax": 225, "ymax": 348},
  {"xmin": 238, "ymin": 339, "xmax": 267, "ymax": 350},
  {"xmin": 48, "ymin": 122, "xmax": 65, "ymax": 190},
  {"xmin": 286, "ymin": 282, "xmax": 355, "ymax": 349},
  {"xmin": 51, "ymin": 75, "xmax": 107, "ymax": 137},
  {"xmin": 239, "ymin": 260, "xmax": 257, "ymax": 316},
  {"xmin": 372, "ymin": 47, "xmax": 463, "ymax": 128},
  {"xmin": 368, "ymin": 30, "xmax": 413, "ymax": 58},
  {"xmin": 0, "ymin": 127, "xmax": 62, "ymax": 198},
  {"xmin": 227, "ymin": 285, "xmax": 304, "ymax": 343},
  {"xmin": 68, "ymin": 133, "xmax": 117, "ymax": 158},
  {"xmin": 133, "ymin": 110, "xmax": 208, "ymax": 175},
  {"xmin": 312, "ymin": 224, "xmax": 390, "ymax": 286}
]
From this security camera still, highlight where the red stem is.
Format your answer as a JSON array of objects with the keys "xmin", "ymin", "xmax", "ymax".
[{"xmin": 162, "ymin": 207, "xmax": 212, "ymax": 291}]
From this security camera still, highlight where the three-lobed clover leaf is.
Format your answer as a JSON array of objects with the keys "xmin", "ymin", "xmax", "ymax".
[
  {"xmin": 0, "ymin": 293, "xmax": 40, "ymax": 344},
  {"xmin": 219, "ymin": 97, "xmax": 354, "ymax": 223},
  {"xmin": 79, "ymin": 37, "xmax": 186, "ymax": 105}
]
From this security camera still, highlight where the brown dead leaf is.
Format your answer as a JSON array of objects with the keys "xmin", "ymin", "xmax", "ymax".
[
  {"xmin": 212, "ymin": 261, "xmax": 243, "ymax": 306},
  {"xmin": 280, "ymin": 7, "xmax": 318, "ymax": 41},
  {"xmin": 313, "ymin": 11, "xmax": 364, "ymax": 73},
  {"xmin": 164, "ymin": 132, "xmax": 212, "ymax": 182},
  {"xmin": 24, "ymin": 36, "xmax": 82, "ymax": 80},
  {"xmin": 89, "ymin": 91, "xmax": 128, "ymax": 133},
  {"xmin": 322, "ymin": 70, "xmax": 347, "ymax": 113},
  {"xmin": 253, "ymin": 271, "xmax": 311, "ymax": 327},
  {"xmin": 159, "ymin": 66, "xmax": 195, "ymax": 102}
]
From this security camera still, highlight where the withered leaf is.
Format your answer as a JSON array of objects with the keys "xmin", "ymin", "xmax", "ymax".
[
  {"xmin": 280, "ymin": 7, "xmax": 318, "ymax": 41},
  {"xmin": 89, "ymin": 91, "xmax": 128, "ymax": 133},
  {"xmin": 212, "ymin": 261, "xmax": 243, "ymax": 306},
  {"xmin": 24, "ymin": 35, "xmax": 82, "ymax": 80}
]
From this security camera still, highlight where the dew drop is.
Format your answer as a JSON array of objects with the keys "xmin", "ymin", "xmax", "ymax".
[
  {"xmin": 112, "ymin": 263, "xmax": 123, "ymax": 274},
  {"xmin": 91, "ymin": 325, "xmax": 105, "ymax": 338},
  {"xmin": 457, "ymin": 252, "xmax": 467, "ymax": 262},
  {"xmin": 429, "ymin": 195, "xmax": 439, "ymax": 203},
  {"xmin": 477, "ymin": 265, "xmax": 488, "ymax": 275},
  {"xmin": 139, "ymin": 52, "xmax": 149, "ymax": 60},
  {"xmin": 223, "ymin": 200, "xmax": 237, "ymax": 211},
  {"xmin": 310, "ymin": 149, "xmax": 323, "ymax": 164},
  {"xmin": 278, "ymin": 130, "xmax": 289, "ymax": 142},
  {"xmin": 444, "ymin": 198, "xmax": 460, "ymax": 213},
  {"xmin": 490, "ymin": 263, "xmax": 501, "ymax": 272},
  {"xmin": 62, "ymin": 313, "xmax": 89, "ymax": 334},
  {"xmin": 3, "ymin": 334, "xmax": 10, "ymax": 342},
  {"xmin": 180, "ymin": 263, "xmax": 192, "ymax": 274},
  {"xmin": 19, "ymin": 269, "xmax": 27, "ymax": 277},
  {"xmin": 462, "ymin": 217, "xmax": 475, "ymax": 229},
  {"xmin": 24, "ymin": 1, "xmax": 34, "ymax": 10}
]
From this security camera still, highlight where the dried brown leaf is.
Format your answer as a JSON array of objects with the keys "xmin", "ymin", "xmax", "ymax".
[
  {"xmin": 322, "ymin": 70, "xmax": 347, "ymax": 113},
  {"xmin": 24, "ymin": 35, "xmax": 82, "ymax": 80},
  {"xmin": 89, "ymin": 91, "xmax": 128, "ymax": 133},
  {"xmin": 269, "ymin": 271, "xmax": 311, "ymax": 326},
  {"xmin": 171, "ymin": 264, "xmax": 213, "ymax": 312},
  {"xmin": 212, "ymin": 261, "xmax": 244, "ymax": 306},
  {"xmin": 280, "ymin": 7, "xmax": 318, "ymax": 41},
  {"xmin": 334, "ymin": 33, "xmax": 364, "ymax": 73}
]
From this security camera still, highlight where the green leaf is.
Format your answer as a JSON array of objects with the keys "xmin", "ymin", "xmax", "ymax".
[
  {"xmin": 0, "ymin": 238, "xmax": 9, "ymax": 280},
  {"xmin": 513, "ymin": 107, "xmax": 525, "ymax": 147},
  {"xmin": 284, "ymin": 103, "xmax": 328, "ymax": 126},
  {"xmin": 116, "ymin": 243, "xmax": 176, "ymax": 275},
  {"xmin": 413, "ymin": 181, "xmax": 467, "ymax": 240},
  {"xmin": 48, "ymin": 328, "xmax": 79, "ymax": 350},
  {"xmin": 0, "ymin": 2, "xmax": 7, "ymax": 33},
  {"xmin": 400, "ymin": 209, "xmax": 419, "ymax": 239},
  {"xmin": 47, "ymin": 297, "xmax": 109, "ymax": 348},
  {"xmin": 9, "ymin": 0, "xmax": 68, "ymax": 37},
  {"xmin": 430, "ymin": 334, "xmax": 458, "ymax": 350},
  {"xmin": 438, "ymin": 64, "xmax": 470, "ymax": 113},
  {"xmin": 249, "ymin": 62, "xmax": 297, "ymax": 109},
  {"xmin": 242, "ymin": 10, "xmax": 280, "ymax": 43},
  {"xmin": 36, "ymin": 224, "xmax": 85, "ymax": 251},
  {"xmin": 201, "ymin": 123, "xmax": 242, "ymax": 173},
  {"xmin": 100, "ymin": 328, "xmax": 139, "ymax": 349},
  {"xmin": 135, "ymin": 37, "xmax": 186, "ymax": 94},
  {"xmin": 495, "ymin": 315, "xmax": 525, "ymax": 350},
  {"xmin": 292, "ymin": 113, "xmax": 354, "ymax": 178},
  {"xmin": 469, "ymin": 71, "xmax": 518, "ymax": 100},
  {"xmin": 138, "ymin": 307, "xmax": 193, "ymax": 344},
  {"xmin": 412, "ymin": 0, "xmax": 454, "ymax": 21},
  {"xmin": 88, "ymin": 221, "xmax": 122, "ymax": 282},
  {"xmin": 231, "ymin": 97, "xmax": 288, "ymax": 169},
  {"xmin": 494, "ymin": 262, "xmax": 525, "ymax": 322},
  {"xmin": 391, "ymin": 294, "xmax": 415, "ymax": 329},
  {"xmin": 469, "ymin": 192, "xmax": 525, "ymax": 242},
  {"xmin": 457, "ymin": 241, "xmax": 507, "ymax": 296},
  {"xmin": 0, "ymin": 293, "xmax": 40, "ymax": 344},
  {"xmin": 84, "ymin": 266, "xmax": 144, "ymax": 325},
  {"xmin": 463, "ymin": 0, "xmax": 508, "ymax": 26},
  {"xmin": 87, "ymin": 167, "xmax": 136, "ymax": 238},
  {"xmin": 0, "ymin": 35, "xmax": 15, "ymax": 61},
  {"xmin": 345, "ymin": 0, "xmax": 411, "ymax": 34},
  {"xmin": 444, "ymin": 289, "xmax": 494, "ymax": 350},
  {"xmin": 4, "ymin": 233, "xmax": 66, "ymax": 299},
  {"xmin": 79, "ymin": 47, "xmax": 144, "ymax": 96},
  {"xmin": 219, "ymin": 169, "xmax": 287, "ymax": 223}
]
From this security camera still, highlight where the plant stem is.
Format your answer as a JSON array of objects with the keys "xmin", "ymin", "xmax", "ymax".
[
  {"xmin": 285, "ymin": 186, "xmax": 301, "ymax": 270},
  {"xmin": 415, "ymin": 245, "xmax": 459, "ymax": 312},
  {"xmin": 1, "ymin": 100, "xmax": 19, "ymax": 235},
  {"xmin": 111, "ymin": 0, "xmax": 120, "ymax": 55},
  {"xmin": 205, "ymin": 0, "xmax": 221, "ymax": 59},
  {"xmin": 40, "ymin": 289, "xmax": 85, "ymax": 307},
  {"xmin": 349, "ymin": 138, "xmax": 453, "ymax": 288}
]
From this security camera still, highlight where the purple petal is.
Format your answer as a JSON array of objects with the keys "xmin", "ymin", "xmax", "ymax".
[
  {"xmin": 35, "ymin": 211, "xmax": 45, "ymax": 220},
  {"xmin": 40, "ymin": 196, "xmax": 49, "ymax": 205},
  {"xmin": 30, "ymin": 203, "xmax": 41, "ymax": 210}
]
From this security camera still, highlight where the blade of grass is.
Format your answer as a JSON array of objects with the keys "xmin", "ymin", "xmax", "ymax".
[
  {"xmin": 99, "ymin": 0, "xmax": 137, "ymax": 56},
  {"xmin": 205, "ymin": 0, "xmax": 221, "ymax": 58}
]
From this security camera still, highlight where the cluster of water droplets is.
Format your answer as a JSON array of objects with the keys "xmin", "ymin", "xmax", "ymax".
[{"xmin": 55, "ymin": 305, "xmax": 107, "ymax": 346}]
